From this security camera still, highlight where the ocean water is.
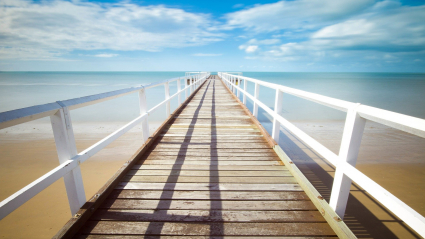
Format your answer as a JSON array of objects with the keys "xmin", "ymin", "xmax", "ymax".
[
  {"xmin": 240, "ymin": 72, "xmax": 425, "ymax": 122},
  {"xmin": 1, "ymin": 72, "xmax": 425, "ymax": 124}
]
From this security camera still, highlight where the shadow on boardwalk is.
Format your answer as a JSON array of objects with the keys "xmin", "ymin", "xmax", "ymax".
[
  {"xmin": 143, "ymin": 76, "xmax": 224, "ymax": 238},
  {"xmin": 277, "ymin": 126, "xmax": 420, "ymax": 239}
]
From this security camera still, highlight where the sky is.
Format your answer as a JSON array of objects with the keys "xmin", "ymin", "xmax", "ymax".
[{"xmin": 0, "ymin": 0, "xmax": 424, "ymax": 72}]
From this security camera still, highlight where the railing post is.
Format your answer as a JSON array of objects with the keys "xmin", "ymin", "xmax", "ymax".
[
  {"xmin": 164, "ymin": 82, "xmax": 170, "ymax": 116},
  {"xmin": 138, "ymin": 88, "xmax": 150, "ymax": 142},
  {"xmin": 190, "ymin": 78, "xmax": 193, "ymax": 94},
  {"xmin": 243, "ymin": 78, "xmax": 247, "ymax": 105},
  {"xmin": 233, "ymin": 77, "xmax": 236, "ymax": 94},
  {"xmin": 253, "ymin": 82, "xmax": 260, "ymax": 117},
  {"xmin": 236, "ymin": 78, "xmax": 241, "ymax": 99},
  {"xmin": 330, "ymin": 103, "xmax": 366, "ymax": 219},
  {"xmin": 272, "ymin": 89, "xmax": 284, "ymax": 142},
  {"xmin": 177, "ymin": 78, "xmax": 182, "ymax": 105},
  {"xmin": 185, "ymin": 77, "xmax": 188, "ymax": 99},
  {"xmin": 50, "ymin": 106, "xmax": 86, "ymax": 215}
]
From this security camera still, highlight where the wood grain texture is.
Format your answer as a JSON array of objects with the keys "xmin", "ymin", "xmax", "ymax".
[
  {"xmin": 108, "ymin": 190, "xmax": 309, "ymax": 200},
  {"xmin": 60, "ymin": 77, "xmax": 340, "ymax": 238},
  {"xmin": 80, "ymin": 221, "xmax": 336, "ymax": 236}
]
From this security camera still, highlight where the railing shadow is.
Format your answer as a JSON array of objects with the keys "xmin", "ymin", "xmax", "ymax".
[
  {"xmin": 209, "ymin": 77, "xmax": 224, "ymax": 238},
  {"xmin": 277, "ymin": 126, "xmax": 420, "ymax": 239},
  {"xmin": 141, "ymin": 76, "xmax": 224, "ymax": 237}
]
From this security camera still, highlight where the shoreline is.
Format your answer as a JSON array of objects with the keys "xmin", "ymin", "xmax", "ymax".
[{"xmin": 0, "ymin": 120, "xmax": 424, "ymax": 238}]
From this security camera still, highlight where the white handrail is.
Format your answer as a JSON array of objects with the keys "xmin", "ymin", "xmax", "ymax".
[
  {"xmin": 0, "ymin": 72, "xmax": 210, "ymax": 220},
  {"xmin": 219, "ymin": 72, "xmax": 425, "ymax": 237}
]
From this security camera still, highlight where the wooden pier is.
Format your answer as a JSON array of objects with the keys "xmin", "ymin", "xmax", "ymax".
[{"xmin": 55, "ymin": 75, "xmax": 352, "ymax": 238}]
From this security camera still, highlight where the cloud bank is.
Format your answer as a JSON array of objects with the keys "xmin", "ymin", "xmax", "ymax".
[
  {"xmin": 0, "ymin": 0, "xmax": 222, "ymax": 59},
  {"xmin": 231, "ymin": 0, "xmax": 425, "ymax": 66}
]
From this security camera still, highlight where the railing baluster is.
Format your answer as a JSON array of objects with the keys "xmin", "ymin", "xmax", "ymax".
[
  {"xmin": 330, "ymin": 104, "xmax": 366, "ymax": 219},
  {"xmin": 272, "ymin": 89, "xmax": 284, "ymax": 142},
  {"xmin": 177, "ymin": 78, "xmax": 182, "ymax": 105},
  {"xmin": 138, "ymin": 88, "xmax": 149, "ymax": 142},
  {"xmin": 164, "ymin": 82, "xmax": 170, "ymax": 116},
  {"xmin": 50, "ymin": 106, "xmax": 86, "ymax": 215},
  {"xmin": 253, "ymin": 82, "xmax": 260, "ymax": 117}
]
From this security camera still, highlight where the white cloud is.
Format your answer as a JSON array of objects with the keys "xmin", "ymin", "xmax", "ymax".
[
  {"xmin": 311, "ymin": 5, "xmax": 425, "ymax": 52},
  {"xmin": 0, "ymin": 0, "xmax": 222, "ymax": 60},
  {"xmin": 93, "ymin": 54, "xmax": 119, "ymax": 58},
  {"xmin": 192, "ymin": 53, "xmax": 222, "ymax": 56},
  {"xmin": 247, "ymin": 39, "xmax": 281, "ymax": 45},
  {"xmin": 236, "ymin": 1, "xmax": 425, "ymax": 64},
  {"xmin": 225, "ymin": 0, "xmax": 375, "ymax": 32},
  {"xmin": 238, "ymin": 38, "xmax": 280, "ymax": 54},
  {"xmin": 245, "ymin": 45, "xmax": 259, "ymax": 53}
]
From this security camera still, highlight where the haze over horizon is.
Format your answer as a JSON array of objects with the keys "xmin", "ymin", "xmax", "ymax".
[{"xmin": 0, "ymin": 0, "xmax": 424, "ymax": 72}]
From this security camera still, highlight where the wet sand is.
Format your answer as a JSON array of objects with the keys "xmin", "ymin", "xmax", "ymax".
[{"xmin": 0, "ymin": 120, "xmax": 424, "ymax": 238}]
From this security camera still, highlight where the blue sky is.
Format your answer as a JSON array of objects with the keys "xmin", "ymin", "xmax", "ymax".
[{"xmin": 0, "ymin": 0, "xmax": 424, "ymax": 72}]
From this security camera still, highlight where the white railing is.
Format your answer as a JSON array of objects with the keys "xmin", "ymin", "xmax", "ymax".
[
  {"xmin": 219, "ymin": 72, "xmax": 425, "ymax": 237},
  {"xmin": 0, "ymin": 72, "xmax": 210, "ymax": 220}
]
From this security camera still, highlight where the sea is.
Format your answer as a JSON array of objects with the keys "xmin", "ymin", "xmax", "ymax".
[{"xmin": 1, "ymin": 72, "xmax": 425, "ymax": 126}]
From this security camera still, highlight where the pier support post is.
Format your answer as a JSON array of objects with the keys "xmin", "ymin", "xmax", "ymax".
[
  {"xmin": 330, "ymin": 104, "xmax": 365, "ymax": 219},
  {"xmin": 50, "ymin": 107, "xmax": 86, "ymax": 216},
  {"xmin": 164, "ymin": 82, "xmax": 170, "ymax": 116},
  {"xmin": 253, "ymin": 82, "xmax": 260, "ymax": 117},
  {"xmin": 139, "ymin": 88, "xmax": 150, "ymax": 142},
  {"xmin": 177, "ymin": 78, "xmax": 182, "ymax": 105},
  {"xmin": 272, "ymin": 89, "xmax": 284, "ymax": 142}
]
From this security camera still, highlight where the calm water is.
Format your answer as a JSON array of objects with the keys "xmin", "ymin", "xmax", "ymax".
[{"xmin": 1, "ymin": 72, "xmax": 424, "ymax": 123}]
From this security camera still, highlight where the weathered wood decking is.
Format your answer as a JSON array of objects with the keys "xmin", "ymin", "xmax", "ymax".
[{"xmin": 58, "ymin": 76, "xmax": 339, "ymax": 238}]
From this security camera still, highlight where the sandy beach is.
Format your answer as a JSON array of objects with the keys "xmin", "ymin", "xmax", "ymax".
[
  {"xmin": 0, "ymin": 121, "xmax": 161, "ymax": 238},
  {"xmin": 0, "ymin": 120, "xmax": 424, "ymax": 238}
]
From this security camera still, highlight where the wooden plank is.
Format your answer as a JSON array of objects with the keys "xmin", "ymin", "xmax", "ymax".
[
  {"xmin": 127, "ymin": 170, "xmax": 291, "ymax": 177},
  {"xmin": 175, "ymin": 115, "xmax": 251, "ymax": 119},
  {"xmin": 116, "ymin": 183, "xmax": 302, "ymax": 191},
  {"xmin": 76, "ymin": 236, "xmax": 337, "ymax": 239},
  {"xmin": 173, "ymin": 119, "xmax": 254, "ymax": 124},
  {"xmin": 139, "ymin": 155, "xmax": 280, "ymax": 161},
  {"xmin": 159, "ymin": 134, "xmax": 264, "ymax": 138},
  {"xmin": 122, "ymin": 176, "xmax": 297, "ymax": 184},
  {"xmin": 161, "ymin": 131, "xmax": 263, "ymax": 135},
  {"xmin": 132, "ymin": 165, "xmax": 287, "ymax": 171},
  {"xmin": 80, "ymin": 221, "xmax": 336, "ymax": 236},
  {"xmin": 151, "ymin": 143, "xmax": 271, "ymax": 149},
  {"xmin": 156, "ymin": 137, "xmax": 267, "ymax": 143},
  {"xmin": 149, "ymin": 148, "xmax": 274, "ymax": 153},
  {"xmin": 108, "ymin": 190, "xmax": 309, "ymax": 200},
  {"xmin": 166, "ymin": 124, "xmax": 257, "ymax": 128},
  {"xmin": 91, "ymin": 209, "xmax": 325, "ymax": 222},
  {"xmin": 144, "ymin": 152, "xmax": 278, "ymax": 157},
  {"xmin": 139, "ymin": 160, "xmax": 282, "ymax": 166},
  {"xmin": 101, "ymin": 199, "xmax": 316, "ymax": 211}
]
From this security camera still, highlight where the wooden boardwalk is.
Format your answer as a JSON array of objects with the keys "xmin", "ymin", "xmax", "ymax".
[{"xmin": 58, "ymin": 76, "xmax": 338, "ymax": 238}]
